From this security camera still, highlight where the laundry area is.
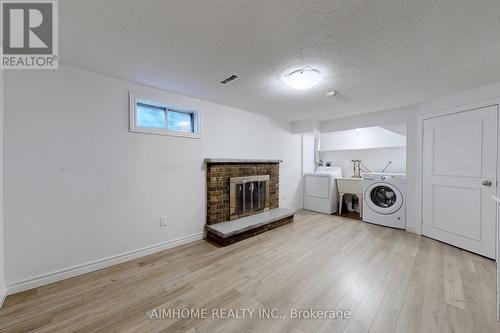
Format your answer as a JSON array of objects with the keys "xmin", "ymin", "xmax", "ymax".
[{"xmin": 304, "ymin": 125, "xmax": 407, "ymax": 228}]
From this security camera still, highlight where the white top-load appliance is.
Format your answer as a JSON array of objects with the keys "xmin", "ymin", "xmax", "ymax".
[
  {"xmin": 363, "ymin": 173, "xmax": 406, "ymax": 229},
  {"xmin": 303, "ymin": 166, "xmax": 343, "ymax": 214}
]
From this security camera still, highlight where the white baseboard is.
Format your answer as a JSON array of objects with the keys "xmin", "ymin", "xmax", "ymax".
[
  {"xmin": 0, "ymin": 285, "xmax": 6, "ymax": 308},
  {"xmin": 406, "ymin": 226, "xmax": 417, "ymax": 234},
  {"xmin": 6, "ymin": 232, "xmax": 203, "ymax": 295}
]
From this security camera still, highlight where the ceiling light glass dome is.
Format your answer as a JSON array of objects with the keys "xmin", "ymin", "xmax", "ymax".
[{"xmin": 282, "ymin": 67, "xmax": 322, "ymax": 90}]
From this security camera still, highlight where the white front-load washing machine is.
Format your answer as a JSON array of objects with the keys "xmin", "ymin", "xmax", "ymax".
[{"xmin": 362, "ymin": 173, "xmax": 406, "ymax": 229}]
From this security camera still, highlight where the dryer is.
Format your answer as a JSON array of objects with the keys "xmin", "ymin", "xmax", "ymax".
[
  {"xmin": 303, "ymin": 166, "xmax": 343, "ymax": 214},
  {"xmin": 363, "ymin": 173, "xmax": 406, "ymax": 229}
]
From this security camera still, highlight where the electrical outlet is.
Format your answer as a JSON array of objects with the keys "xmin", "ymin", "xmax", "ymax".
[{"xmin": 160, "ymin": 216, "xmax": 167, "ymax": 227}]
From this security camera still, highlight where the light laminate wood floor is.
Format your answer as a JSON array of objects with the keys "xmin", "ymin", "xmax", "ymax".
[{"xmin": 1, "ymin": 210, "xmax": 499, "ymax": 333}]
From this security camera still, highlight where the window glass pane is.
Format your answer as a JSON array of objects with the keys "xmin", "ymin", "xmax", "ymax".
[
  {"xmin": 136, "ymin": 103, "xmax": 166, "ymax": 129},
  {"xmin": 168, "ymin": 110, "xmax": 194, "ymax": 133}
]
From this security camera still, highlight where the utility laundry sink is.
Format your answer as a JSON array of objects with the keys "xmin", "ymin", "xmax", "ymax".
[{"xmin": 336, "ymin": 177, "xmax": 363, "ymax": 217}]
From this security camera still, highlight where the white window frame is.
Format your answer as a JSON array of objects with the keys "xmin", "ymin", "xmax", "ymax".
[{"xmin": 129, "ymin": 91, "xmax": 202, "ymax": 139}]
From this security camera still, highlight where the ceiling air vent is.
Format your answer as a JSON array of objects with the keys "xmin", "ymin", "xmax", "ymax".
[{"xmin": 220, "ymin": 75, "xmax": 238, "ymax": 84}]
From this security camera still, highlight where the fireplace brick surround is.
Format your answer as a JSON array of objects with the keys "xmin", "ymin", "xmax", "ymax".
[
  {"xmin": 206, "ymin": 161, "xmax": 280, "ymax": 225},
  {"xmin": 204, "ymin": 158, "xmax": 294, "ymax": 246}
]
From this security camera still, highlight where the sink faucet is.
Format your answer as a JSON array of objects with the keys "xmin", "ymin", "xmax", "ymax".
[{"xmin": 382, "ymin": 161, "xmax": 392, "ymax": 173}]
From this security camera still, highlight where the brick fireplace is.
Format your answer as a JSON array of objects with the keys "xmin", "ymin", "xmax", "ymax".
[
  {"xmin": 205, "ymin": 159, "xmax": 280, "ymax": 225},
  {"xmin": 204, "ymin": 158, "xmax": 294, "ymax": 246}
]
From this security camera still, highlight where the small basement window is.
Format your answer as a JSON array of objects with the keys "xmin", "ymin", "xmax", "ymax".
[{"xmin": 129, "ymin": 92, "xmax": 201, "ymax": 138}]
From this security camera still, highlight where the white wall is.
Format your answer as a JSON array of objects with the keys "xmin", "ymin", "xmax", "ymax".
[
  {"xmin": 301, "ymin": 134, "xmax": 316, "ymax": 174},
  {"xmin": 320, "ymin": 126, "xmax": 406, "ymax": 151},
  {"xmin": 321, "ymin": 147, "xmax": 406, "ymax": 177},
  {"xmin": 292, "ymin": 120, "xmax": 320, "ymax": 134},
  {"xmin": 319, "ymin": 125, "xmax": 406, "ymax": 178},
  {"xmin": 416, "ymin": 80, "xmax": 500, "ymax": 114},
  {"xmin": 0, "ymin": 69, "xmax": 5, "ymax": 306},
  {"xmin": 319, "ymin": 106, "xmax": 417, "ymax": 134},
  {"xmin": 3, "ymin": 65, "xmax": 302, "ymax": 292}
]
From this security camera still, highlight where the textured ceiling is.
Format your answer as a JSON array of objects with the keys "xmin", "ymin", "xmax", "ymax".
[{"xmin": 60, "ymin": 1, "xmax": 500, "ymax": 121}]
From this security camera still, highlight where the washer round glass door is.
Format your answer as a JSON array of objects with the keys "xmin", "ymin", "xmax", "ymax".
[{"xmin": 364, "ymin": 182, "xmax": 403, "ymax": 215}]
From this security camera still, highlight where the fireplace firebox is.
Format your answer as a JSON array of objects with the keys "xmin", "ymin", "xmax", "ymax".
[{"xmin": 230, "ymin": 175, "xmax": 270, "ymax": 220}]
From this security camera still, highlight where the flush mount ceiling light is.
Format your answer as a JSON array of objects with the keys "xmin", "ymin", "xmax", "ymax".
[{"xmin": 282, "ymin": 66, "xmax": 322, "ymax": 90}]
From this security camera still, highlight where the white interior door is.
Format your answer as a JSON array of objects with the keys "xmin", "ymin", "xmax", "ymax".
[{"xmin": 422, "ymin": 105, "xmax": 498, "ymax": 258}]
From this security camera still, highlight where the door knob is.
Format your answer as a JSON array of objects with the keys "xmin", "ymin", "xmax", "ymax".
[{"xmin": 482, "ymin": 180, "xmax": 493, "ymax": 187}]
